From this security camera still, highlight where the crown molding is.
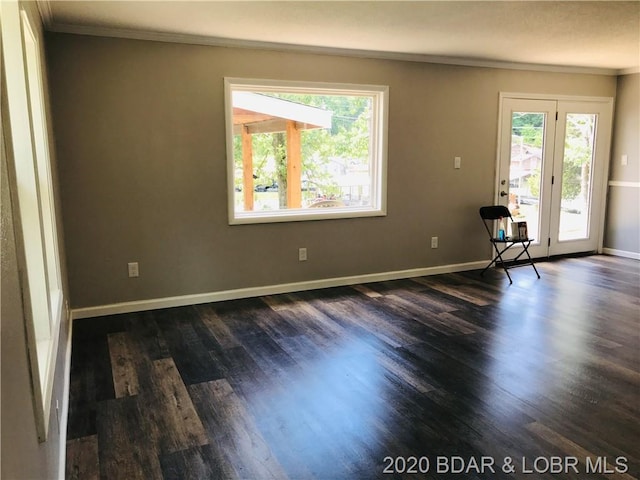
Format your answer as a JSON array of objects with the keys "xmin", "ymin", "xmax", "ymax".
[
  {"xmin": 36, "ymin": 0, "xmax": 53, "ymax": 28},
  {"xmin": 618, "ymin": 67, "xmax": 640, "ymax": 75},
  {"xmin": 47, "ymin": 22, "xmax": 627, "ymax": 77}
]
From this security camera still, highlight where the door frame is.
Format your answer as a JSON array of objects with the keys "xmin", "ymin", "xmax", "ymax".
[{"xmin": 496, "ymin": 92, "xmax": 614, "ymax": 257}]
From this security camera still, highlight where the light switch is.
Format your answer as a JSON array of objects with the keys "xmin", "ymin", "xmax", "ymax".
[
  {"xmin": 621, "ymin": 154, "xmax": 628, "ymax": 166},
  {"xmin": 127, "ymin": 262, "xmax": 139, "ymax": 278},
  {"xmin": 454, "ymin": 156, "xmax": 461, "ymax": 169}
]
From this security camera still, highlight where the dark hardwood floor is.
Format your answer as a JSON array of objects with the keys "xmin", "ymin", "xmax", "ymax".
[{"xmin": 66, "ymin": 255, "xmax": 640, "ymax": 480}]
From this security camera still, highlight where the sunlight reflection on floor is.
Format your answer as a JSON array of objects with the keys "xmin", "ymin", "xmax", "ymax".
[{"xmin": 250, "ymin": 337, "xmax": 388, "ymax": 472}]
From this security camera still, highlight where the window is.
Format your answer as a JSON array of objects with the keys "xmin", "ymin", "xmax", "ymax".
[
  {"xmin": 224, "ymin": 78, "xmax": 388, "ymax": 224},
  {"xmin": 22, "ymin": 10, "xmax": 63, "ymax": 339},
  {"xmin": 1, "ymin": 3, "xmax": 63, "ymax": 441}
]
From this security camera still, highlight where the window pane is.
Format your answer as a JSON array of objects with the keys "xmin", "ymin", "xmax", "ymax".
[
  {"xmin": 226, "ymin": 79, "xmax": 387, "ymax": 224},
  {"xmin": 22, "ymin": 11, "xmax": 62, "ymax": 328}
]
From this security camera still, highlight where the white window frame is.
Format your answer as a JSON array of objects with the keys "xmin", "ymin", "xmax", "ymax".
[
  {"xmin": 224, "ymin": 78, "xmax": 388, "ymax": 225},
  {"xmin": 1, "ymin": 2, "xmax": 63, "ymax": 442}
]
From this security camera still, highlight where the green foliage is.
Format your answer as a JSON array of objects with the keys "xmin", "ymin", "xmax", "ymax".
[
  {"xmin": 524, "ymin": 154, "xmax": 583, "ymax": 202},
  {"xmin": 561, "ymin": 163, "xmax": 582, "ymax": 200},
  {"xmin": 512, "ymin": 112, "xmax": 543, "ymax": 147},
  {"xmin": 561, "ymin": 114, "xmax": 594, "ymax": 201},
  {"xmin": 527, "ymin": 167, "xmax": 541, "ymax": 198},
  {"xmin": 517, "ymin": 112, "xmax": 595, "ymax": 203}
]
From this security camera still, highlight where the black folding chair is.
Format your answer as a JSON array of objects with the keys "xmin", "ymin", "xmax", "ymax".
[{"xmin": 479, "ymin": 205, "xmax": 540, "ymax": 284}]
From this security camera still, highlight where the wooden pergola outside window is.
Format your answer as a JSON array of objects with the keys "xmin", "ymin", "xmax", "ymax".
[{"xmin": 232, "ymin": 92, "xmax": 332, "ymax": 210}]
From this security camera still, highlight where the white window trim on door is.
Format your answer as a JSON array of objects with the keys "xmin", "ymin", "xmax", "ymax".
[{"xmin": 496, "ymin": 92, "xmax": 613, "ymax": 257}]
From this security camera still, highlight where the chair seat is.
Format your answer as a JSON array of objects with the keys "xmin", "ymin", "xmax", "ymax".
[{"xmin": 491, "ymin": 237, "xmax": 534, "ymax": 243}]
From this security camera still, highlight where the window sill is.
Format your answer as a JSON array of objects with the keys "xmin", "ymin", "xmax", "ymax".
[{"xmin": 229, "ymin": 206, "xmax": 386, "ymax": 225}]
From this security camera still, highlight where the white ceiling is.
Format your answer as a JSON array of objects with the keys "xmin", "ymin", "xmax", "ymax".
[{"xmin": 41, "ymin": 1, "xmax": 640, "ymax": 75}]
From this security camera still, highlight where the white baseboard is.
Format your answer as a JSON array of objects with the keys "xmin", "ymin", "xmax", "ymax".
[
  {"xmin": 71, "ymin": 260, "xmax": 488, "ymax": 320},
  {"xmin": 602, "ymin": 248, "xmax": 640, "ymax": 260}
]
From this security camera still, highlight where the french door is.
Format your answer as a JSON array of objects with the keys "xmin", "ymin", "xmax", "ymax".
[{"xmin": 497, "ymin": 95, "xmax": 613, "ymax": 258}]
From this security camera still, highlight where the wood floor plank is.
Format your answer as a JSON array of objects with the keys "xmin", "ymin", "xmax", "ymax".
[
  {"xmin": 67, "ymin": 326, "xmax": 116, "ymax": 439},
  {"xmin": 159, "ymin": 444, "xmax": 237, "ymax": 480},
  {"xmin": 189, "ymin": 379, "xmax": 288, "ymax": 480},
  {"xmin": 108, "ymin": 332, "xmax": 140, "ymax": 398},
  {"xmin": 127, "ymin": 311, "xmax": 171, "ymax": 361},
  {"xmin": 378, "ymin": 293, "xmax": 469, "ymax": 336},
  {"xmin": 194, "ymin": 303, "xmax": 241, "ymax": 350},
  {"xmin": 96, "ymin": 396, "xmax": 163, "ymax": 480},
  {"xmin": 412, "ymin": 276, "xmax": 492, "ymax": 306},
  {"xmin": 65, "ymin": 366, "xmax": 97, "ymax": 440},
  {"xmin": 275, "ymin": 298, "xmax": 362, "ymax": 350},
  {"xmin": 376, "ymin": 348, "xmax": 436, "ymax": 394},
  {"xmin": 66, "ymin": 435, "xmax": 99, "ymax": 480},
  {"xmin": 157, "ymin": 307, "xmax": 226, "ymax": 385},
  {"xmin": 351, "ymin": 284, "xmax": 383, "ymax": 298},
  {"xmin": 435, "ymin": 311, "xmax": 478, "ymax": 334},
  {"xmin": 262, "ymin": 293, "xmax": 299, "ymax": 311},
  {"xmin": 315, "ymin": 297, "xmax": 423, "ymax": 348},
  {"xmin": 218, "ymin": 344, "xmax": 270, "ymax": 399},
  {"xmin": 526, "ymin": 422, "xmax": 638, "ymax": 480},
  {"xmin": 239, "ymin": 329, "xmax": 301, "ymax": 380},
  {"xmin": 141, "ymin": 358, "xmax": 208, "ymax": 455}
]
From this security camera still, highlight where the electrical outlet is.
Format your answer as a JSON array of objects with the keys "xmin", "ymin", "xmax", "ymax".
[
  {"xmin": 127, "ymin": 262, "xmax": 139, "ymax": 277},
  {"xmin": 431, "ymin": 236, "xmax": 438, "ymax": 248},
  {"xmin": 298, "ymin": 248, "xmax": 308, "ymax": 261}
]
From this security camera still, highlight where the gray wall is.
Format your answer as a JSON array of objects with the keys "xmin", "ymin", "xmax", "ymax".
[
  {"xmin": 1, "ymin": 2, "xmax": 69, "ymax": 479},
  {"xmin": 605, "ymin": 73, "xmax": 640, "ymax": 256},
  {"xmin": 46, "ymin": 33, "xmax": 617, "ymax": 309}
]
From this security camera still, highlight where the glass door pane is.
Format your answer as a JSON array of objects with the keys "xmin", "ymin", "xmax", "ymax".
[
  {"xmin": 509, "ymin": 112, "xmax": 546, "ymax": 242},
  {"xmin": 558, "ymin": 113, "xmax": 597, "ymax": 241}
]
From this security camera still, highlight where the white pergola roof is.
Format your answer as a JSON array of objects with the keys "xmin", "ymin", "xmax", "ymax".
[{"xmin": 232, "ymin": 92, "xmax": 332, "ymax": 134}]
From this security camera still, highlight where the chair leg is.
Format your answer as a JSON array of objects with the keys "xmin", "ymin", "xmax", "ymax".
[
  {"xmin": 481, "ymin": 240, "xmax": 541, "ymax": 284},
  {"xmin": 503, "ymin": 241, "xmax": 540, "ymax": 280},
  {"xmin": 482, "ymin": 242, "xmax": 513, "ymax": 284},
  {"xmin": 496, "ymin": 250, "xmax": 513, "ymax": 284},
  {"xmin": 481, "ymin": 244, "xmax": 503, "ymax": 275},
  {"xmin": 521, "ymin": 242, "xmax": 541, "ymax": 279}
]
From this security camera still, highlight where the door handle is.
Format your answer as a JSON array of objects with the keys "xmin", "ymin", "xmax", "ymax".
[{"xmin": 500, "ymin": 191, "xmax": 508, "ymax": 197}]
